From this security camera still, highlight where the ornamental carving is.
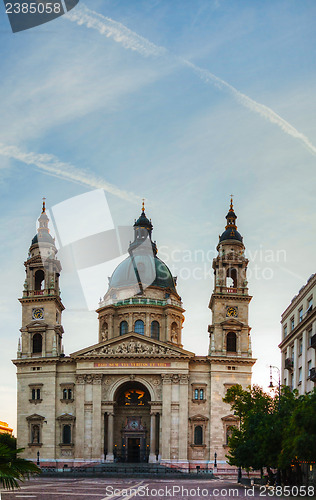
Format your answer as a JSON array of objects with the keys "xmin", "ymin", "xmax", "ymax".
[{"xmin": 84, "ymin": 339, "xmax": 181, "ymax": 357}]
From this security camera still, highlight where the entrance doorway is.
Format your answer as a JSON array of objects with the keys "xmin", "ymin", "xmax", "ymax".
[
  {"xmin": 127, "ymin": 437, "xmax": 140, "ymax": 462},
  {"xmin": 112, "ymin": 382, "xmax": 151, "ymax": 462}
]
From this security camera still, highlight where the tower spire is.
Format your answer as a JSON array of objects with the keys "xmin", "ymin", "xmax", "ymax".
[
  {"xmin": 42, "ymin": 197, "xmax": 46, "ymax": 213},
  {"xmin": 142, "ymin": 198, "xmax": 145, "ymax": 213},
  {"xmin": 229, "ymin": 194, "xmax": 234, "ymax": 212}
]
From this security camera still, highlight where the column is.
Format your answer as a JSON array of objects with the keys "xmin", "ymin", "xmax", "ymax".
[
  {"xmin": 92, "ymin": 375, "xmax": 102, "ymax": 459},
  {"xmin": 148, "ymin": 412, "xmax": 156, "ymax": 463},
  {"xmin": 178, "ymin": 375, "xmax": 189, "ymax": 463},
  {"xmin": 108, "ymin": 313, "xmax": 114, "ymax": 339},
  {"xmin": 145, "ymin": 314, "xmax": 150, "ymax": 337},
  {"xmin": 75, "ymin": 375, "xmax": 85, "ymax": 459},
  {"xmin": 106, "ymin": 412, "xmax": 114, "ymax": 462},
  {"xmin": 161, "ymin": 374, "xmax": 172, "ymax": 461},
  {"xmin": 128, "ymin": 313, "xmax": 132, "ymax": 333}
]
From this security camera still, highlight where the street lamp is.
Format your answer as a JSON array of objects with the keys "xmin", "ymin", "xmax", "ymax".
[
  {"xmin": 269, "ymin": 365, "xmax": 281, "ymax": 486},
  {"xmin": 269, "ymin": 365, "xmax": 281, "ymax": 410},
  {"xmin": 214, "ymin": 452, "xmax": 217, "ymax": 468},
  {"xmin": 37, "ymin": 451, "xmax": 40, "ymax": 466}
]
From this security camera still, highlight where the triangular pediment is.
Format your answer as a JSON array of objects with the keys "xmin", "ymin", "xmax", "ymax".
[
  {"xmin": 26, "ymin": 413, "xmax": 45, "ymax": 421},
  {"xmin": 71, "ymin": 333, "xmax": 194, "ymax": 359},
  {"xmin": 25, "ymin": 320, "xmax": 48, "ymax": 329}
]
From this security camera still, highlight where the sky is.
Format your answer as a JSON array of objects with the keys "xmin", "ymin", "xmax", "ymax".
[{"xmin": 0, "ymin": 0, "xmax": 315, "ymax": 433}]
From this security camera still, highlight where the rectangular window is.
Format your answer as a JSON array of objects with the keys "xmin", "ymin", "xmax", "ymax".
[
  {"xmin": 194, "ymin": 389, "xmax": 199, "ymax": 400},
  {"xmin": 284, "ymin": 324, "xmax": 287, "ymax": 337},
  {"xmin": 298, "ymin": 367, "xmax": 302, "ymax": 383},
  {"xmin": 299, "ymin": 308, "xmax": 303, "ymax": 323},
  {"xmin": 308, "ymin": 360, "xmax": 312, "ymax": 378},
  {"xmin": 299, "ymin": 338, "xmax": 303, "ymax": 355},
  {"xmin": 31, "ymin": 388, "xmax": 41, "ymax": 400},
  {"xmin": 291, "ymin": 317, "xmax": 295, "ymax": 331},
  {"xmin": 308, "ymin": 297, "xmax": 313, "ymax": 310},
  {"xmin": 308, "ymin": 329, "xmax": 313, "ymax": 346}
]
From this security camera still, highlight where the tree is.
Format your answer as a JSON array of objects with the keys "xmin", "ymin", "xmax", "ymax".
[
  {"xmin": 0, "ymin": 434, "xmax": 41, "ymax": 490},
  {"xmin": 223, "ymin": 385, "xmax": 316, "ymax": 484}
]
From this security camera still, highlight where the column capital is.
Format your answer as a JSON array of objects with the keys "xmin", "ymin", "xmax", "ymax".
[
  {"xmin": 93, "ymin": 374, "xmax": 103, "ymax": 385},
  {"xmin": 161, "ymin": 373, "xmax": 172, "ymax": 384},
  {"xmin": 75, "ymin": 374, "xmax": 86, "ymax": 384},
  {"xmin": 180, "ymin": 374, "xmax": 189, "ymax": 384}
]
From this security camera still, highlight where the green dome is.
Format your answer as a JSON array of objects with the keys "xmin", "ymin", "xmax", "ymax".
[{"xmin": 109, "ymin": 255, "xmax": 176, "ymax": 291}]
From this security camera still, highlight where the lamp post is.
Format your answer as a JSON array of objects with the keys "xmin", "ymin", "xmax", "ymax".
[
  {"xmin": 214, "ymin": 452, "xmax": 217, "ymax": 469},
  {"xmin": 37, "ymin": 451, "xmax": 40, "ymax": 466},
  {"xmin": 269, "ymin": 365, "xmax": 281, "ymax": 410},
  {"xmin": 269, "ymin": 365, "xmax": 281, "ymax": 486}
]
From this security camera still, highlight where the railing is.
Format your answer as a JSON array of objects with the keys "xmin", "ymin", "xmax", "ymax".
[
  {"xmin": 226, "ymin": 287, "xmax": 237, "ymax": 293},
  {"xmin": 310, "ymin": 367, "xmax": 316, "ymax": 382},
  {"xmin": 285, "ymin": 358, "xmax": 294, "ymax": 371}
]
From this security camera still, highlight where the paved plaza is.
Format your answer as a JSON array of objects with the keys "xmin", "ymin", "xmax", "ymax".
[{"xmin": 0, "ymin": 477, "xmax": 308, "ymax": 500}]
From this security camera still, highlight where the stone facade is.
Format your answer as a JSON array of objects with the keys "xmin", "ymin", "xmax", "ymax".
[
  {"xmin": 13, "ymin": 199, "xmax": 255, "ymax": 469},
  {"xmin": 279, "ymin": 273, "xmax": 316, "ymax": 394}
]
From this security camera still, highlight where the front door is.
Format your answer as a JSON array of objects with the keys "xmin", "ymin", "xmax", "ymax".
[{"xmin": 127, "ymin": 437, "xmax": 140, "ymax": 462}]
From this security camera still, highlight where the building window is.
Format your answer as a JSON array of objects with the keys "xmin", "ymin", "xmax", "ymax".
[
  {"xmin": 298, "ymin": 367, "xmax": 302, "ymax": 384},
  {"xmin": 62, "ymin": 425, "xmax": 71, "ymax": 445},
  {"xmin": 63, "ymin": 388, "xmax": 72, "ymax": 400},
  {"xmin": 226, "ymin": 268, "xmax": 237, "ymax": 288},
  {"xmin": 291, "ymin": 317, "xmax": 295, "ymax": 331},
  {"xmin": 308, "ymin": 360, "xmax": 312, "ymax": 378},
  {"xmin": 34, "ymin": 270, "xmax": 45, "ymax": 291},
  {"xmin": 32, "ymin": 388, "xmax": 41, "ymax": 400},
  {"xmin": 194, "ymin": 425, "xmax": 203, "ymax": 445},
  {"xmin": 151, "ymin": 321, "xmax": 160, "ymax": 340},
  {"xmin": 308, "ymin": 329, "xmax": 313, "ymax": 347},
  {"xmin": 194, "ymin": 389, "xmax": 199, "ymax": 400},
  {"xmin": 199, "ymin": 389, "xmax": 204, "ymax": 400},
  {"xmin": 226, "ymin": 332, "xmax": 237, "ymax": 352},
  {"xmin": 299, "ymin": 338, "xmax": 303, "ymax": 355},
  {"xmin": 307, "ymin": 297, "xmax": 313, "ymax": 311},
  {"xmin": 32, "ymin": 333, "xmax": 42, "ymax": 354},
  {"xmin": 120, "ymin": 321, "xmax": 128, "ymax": 336},
  {"xmin": 299, "ymin": 308, "xmax": 303, "ymax": 323},
  {"xmin": 192, "ymin": 385, "xmax": 206, "ymax": 402},
  {"xmin": 134, "ymin": 320, "xmax": 144, "ymax": 335},
  {"xmin": 284, "ymin": 325, "xmax": 287, "ymax": 337}
]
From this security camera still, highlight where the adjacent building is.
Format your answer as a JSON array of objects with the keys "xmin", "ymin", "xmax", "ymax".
[
  {"xmin": 279, "ymin": 273, "xmax": 316, "ymax": 393},
  {"xmin": 0, "ymin": 421, "xmax": 13, "ymax": 436},
  {"xmin": 13, "ymin": 199, "xmax": 255, "ymax": 469}
]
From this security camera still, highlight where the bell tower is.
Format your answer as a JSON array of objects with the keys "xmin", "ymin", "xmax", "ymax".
[
  {"xmin": 208, "ymin": 198, "xmax": 253, "ymax": 358},
  {"xmin": 18, "ymin": 200, "xmax": 64, "ymax": 358}
]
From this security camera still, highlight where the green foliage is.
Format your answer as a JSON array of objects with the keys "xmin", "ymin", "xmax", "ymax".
[
  {"xmin": 223, "ymin": 385, "xmax": 316, "ymax": 474},
  {"xmin": 0, "ymin": 435, "xmax": 41, "ymax": 490}
]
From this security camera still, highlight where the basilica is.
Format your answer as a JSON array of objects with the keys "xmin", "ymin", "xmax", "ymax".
[{"xmin": 13, "ymin": 199, "xmax": 255, "ymax": 470}]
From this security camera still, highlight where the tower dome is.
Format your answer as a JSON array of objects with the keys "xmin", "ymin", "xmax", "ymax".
[{"xmin": 219, "ymin": 197, "xmax": 243, "ymax": 243}]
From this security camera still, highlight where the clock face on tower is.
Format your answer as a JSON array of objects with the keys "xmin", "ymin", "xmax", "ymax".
[
  {"xmin": 32, "ymin": 308, "xmax": 44, "ymax": 320},
  {"xmin": 226, "ymin": 306, "xmax": 238, "ymax": 318}
]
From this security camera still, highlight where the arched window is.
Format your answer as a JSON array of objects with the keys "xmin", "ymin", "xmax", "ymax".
[
  {"xmin": 134, "ymin": 320, "xmax": 144, "ymax": 335},
  {"xmin": 151, "ymin": 321, "xmax": 160, "ymax": 340},
  {"xmin": 62, "ymin": 424, "xmax": 71, "ymax": 444},
  {"xmin": 226, "ymin": 332, "xmax": 237, "ymax": 352},
  {"xmin": 35, "ymin": 270, "xmax": 45, "ymax": 291},
  {"xmin": 194, "ymin": 425, "xmax": 203, "ymax": 445},
  {"xmin": 226, "ymin": 268, "xmax": 237, "ymax": 288},
  {"xmin": 120, "ymin": 321, "xmax": 128, "ymax": 336},
  {"xmin": 32, "ymin": 333, "xmax": 42, "ymax": 354},
  {"xmin": 226, "ymin": 426, "xmax": 234, "ymax": 445}
]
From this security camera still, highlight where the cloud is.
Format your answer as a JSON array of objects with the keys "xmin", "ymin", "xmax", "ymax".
[
  {"xmin": 67, "ymin": 4, "xmax": 316, "ymax": 157},
  {"xmin": 67, "ymin": 4, "xmax": 167, "ymax": 57},
  {"xmin": 0, "ymin": 143, "xmax": 140, "ymax": 203}
]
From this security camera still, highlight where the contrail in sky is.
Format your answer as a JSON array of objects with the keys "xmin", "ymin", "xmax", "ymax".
[
  {"xmin": 68, "ymin": 4, "xmax": 316, "ymax": 157},
  {"xmin": 0, "ymin": 143, "xmax": 140, "ymax": 203}
]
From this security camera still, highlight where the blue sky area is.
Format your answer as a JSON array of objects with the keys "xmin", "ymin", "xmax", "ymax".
[{"xmin": 0, "ymin": 0, "xmax": 315, "ymax": 431}]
